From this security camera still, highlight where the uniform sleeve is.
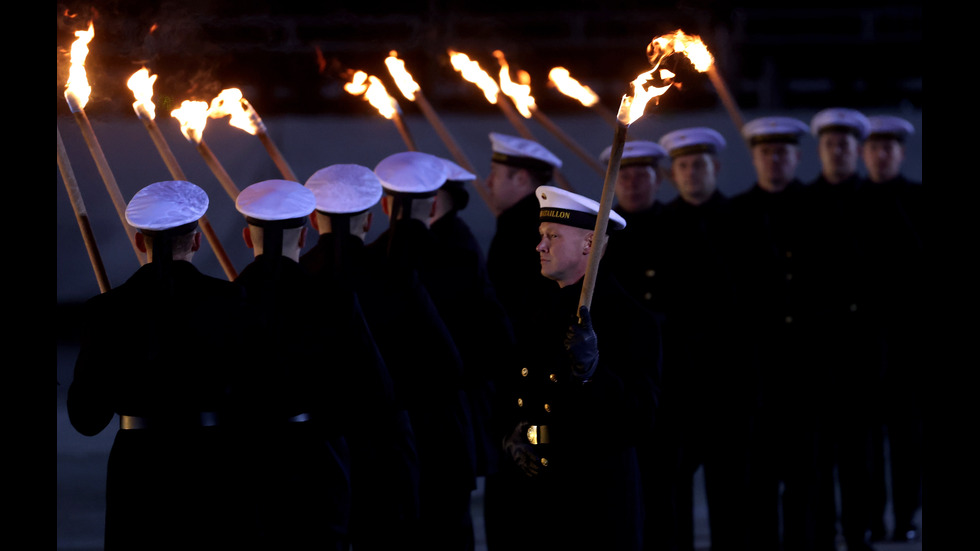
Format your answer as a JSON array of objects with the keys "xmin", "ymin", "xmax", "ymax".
[{"xmin": 66, "ymin": 298, "xmax": 116, "ymax": 437}]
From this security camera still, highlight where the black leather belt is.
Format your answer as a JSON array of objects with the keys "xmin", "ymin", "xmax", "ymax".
[{"xmin": 119, "ymin": 412, "xmax": 220, "ymax": 430}]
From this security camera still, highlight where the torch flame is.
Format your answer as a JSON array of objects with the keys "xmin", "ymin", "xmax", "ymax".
[
  {"xmin": 385, "ymin": 51, "xmax": 420, "ymax": 101},
  {"xmin": 494, "ymin": 50, "xmax": 535, "ymax": 119},
  {"xmin": 344, "ymin": 70, "xmax": 369, "ymax": 95},
  {"xmin": 171, "ymin": 100, "xmax": 210, "ymax": 144},
  {"xmin": 448, "ymin": 50, "xmax": 499, "ymax": 104},
  {"xmin": 547, "ymin": 67, "xmax": 600, "ymax": 107},
  {"xmin": 127, "ymin": 68, "xmax": 158, "ymax": 119},
  {"xmin": 208, "ymin": 88, "xmax": 263, "ymax": 135},
  {"xmin": 618, "ymin": 30, "xmax": 715, "ymax": 125},
  {"xmin": 344, "ymin": 71, "xmax": 397, "ymax": 119},
  {"xmin": 364, "ymin": 76, "xmax": 398, "ymax": 119},
  {"xmin": 65, "ymin": 22, "xmax": 95, "ymax": 110},
  {"xmin": 648, "ymin": 30, "xmax": 714, "ymax": 73}
]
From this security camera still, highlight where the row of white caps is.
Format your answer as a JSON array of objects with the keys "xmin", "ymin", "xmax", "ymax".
[
  {"xmin": 126, "ymin": 153, "xmax": 476, "ymax": 230},
  {"xmin": 128, "ymin": 110, "xmax": 915, "ymax": 231},
  {"xmin": 127, "ymin": 133, "xmax": 567, "ymax": 230},
  {"xmin": 597, "ymin": 110, "xmax": 916, "ymax": 168}
]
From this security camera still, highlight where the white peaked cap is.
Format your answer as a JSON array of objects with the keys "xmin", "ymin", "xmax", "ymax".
[
  {"xmin": 126, "ymin": 180, "xmax": 208, "ymax": 231},
  {"xmin": 536, "ymin": 185, "xmax": 626, "ymax": 232},
  {"xmin": 236, "ymin": 179, "xmax": 316, "ymax": 223},
  {"xmin": 438, "ymin": 157, "xmax": 477, "ymax": 182},
  {"xmin": 742, "ymin": 116, "xmax": 810, "ymax": 145},
  {"xmin": 810, "ymin": 108, "xmax": 871, "ymax": 139},
  {"xmin": 490, "ymin": 132, "xmax": 563, "ymax": 170},
  {"xmin": 599, "ymin": 140, "xmax": 667, "ymax": 166},
  {"xmin": 867, "ymin": 115, "xmax": 915, "ymax": 140},
  {"xmin": 305, "ymin": 164, "xmax": 383, "ymax": 214},
  {"xmin": 374, "ymin": 151, "xmax": 448, "ymax": 195},
  {"xmin": 658, "ymin": 127, "xmax": 727, "ymax": 158}
]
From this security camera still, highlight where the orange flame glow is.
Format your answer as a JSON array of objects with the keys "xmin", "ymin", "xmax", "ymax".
[
  {"xmin": 64, "ymin": 22, "xmax": 95, "ymax": 111},
  {"xmin": 344, "ymin": 70, "xmax": 398, "ymax": 119},
  {"xmin": 448, "ymin": 50, "xmax": 499, "ymax": 104},
  {"xmin": 494, "ymin": 50, "xmax": 535, "ymax": 118},
  {"xmin": 648, "ymin": 30, "xmax": 714, "ymax": 73},
  {"xmin": 548, "ymin": 67, "xmax": 600, "ymax": 107},
  {"xmin": 385, "ymin": 51, "xmax": 420, "ymax": 101},
  {"xmin": 127, "ymin": 68, "xmax": 158, "ymax": 119},
  {"xmin": 344, "ymin": 70, "xmax": 369, "ymax": 95},
  {"xmin": 208, "ymin": 88, "xmax": 265, "ymax": 135},
  {"xmin": 170, "ymin": 100, "xmax": 210, "ymax": 144},
  {"xmin": 618, "ymin": 30, "xmax": 714, "ymax": 125}
]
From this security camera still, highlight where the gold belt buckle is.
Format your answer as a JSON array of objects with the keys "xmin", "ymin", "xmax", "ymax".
[{"xmin": 526, "ymin": 424, "xmax": 549, "ymax": 445}]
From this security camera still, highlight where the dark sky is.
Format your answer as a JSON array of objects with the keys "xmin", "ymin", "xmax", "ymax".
[{"xmin": 57, "ymin": 2, "xmax": 923, "ymax": 118}]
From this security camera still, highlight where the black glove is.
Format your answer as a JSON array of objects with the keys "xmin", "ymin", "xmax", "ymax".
[
  {"xmin": 503, "ymin": 421, "xmax": 541, "ymax": 477},
  {"xmin": 564, "ymin": 306, "xmax": 598, "ymax": 383}
]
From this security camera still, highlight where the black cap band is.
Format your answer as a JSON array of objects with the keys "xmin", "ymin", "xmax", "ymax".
[
  {"xmin": 619, "ymin": 155, "xmax": 659, "ymax": 167},
  {"xmin": 749, "ymin": 133, "xmax": 801, "ymax": 146},
  {"xmin": 492, "ymin": 152, "xmax": 555, "ymax": 174},
  {"xmin": 539, "ymin": 207, "xmax": 597, "ymax": 231},
  {"xmin": 819, "ymin": 124, "xmax": 863, "ymax": 139},
  {"xmin": 669, "ymin": 144, "xmax": 717, "ymax": 158},
  {"xmin": 867, "ymin": 132, "xmax": 906, "ymax": 143}
]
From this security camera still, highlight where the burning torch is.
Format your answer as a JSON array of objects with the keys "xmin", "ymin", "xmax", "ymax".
[
  {"xmin": 384, "ymin": 51, "xmax": 491, "ymax": 207},
  {"xmin": 207, "ymin": 88, "xmax": 299, "ymax": 182},
  {"xmin": 548, "ymin": 67, "xmax": 619, "ymax": 129},
  {"xmin": 579, "ymin": 30, "xmax": 715, "ymax": 312},
  {"xmin": 495, "ymin": 51, "xmax": 606, "ymax": 177},
  {"xmin": 127, "ymin": 68, "xmax": 238, "ymax": 280},
  {"xmin": 343, "ymin": 70, "xmax": 417, "ymax": 151},
  {"xmin": 63, "ymin": 21, "xmax": 146, "ymax": 265},
  {"xmin": 170, "ymin": 99, "xmax": 241, "ymax": 201},
  {"xmin": 448, "ymin": 49, "xmax": 574, "ymax": 192}
]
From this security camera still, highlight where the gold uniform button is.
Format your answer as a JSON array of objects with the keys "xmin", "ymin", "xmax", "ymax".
[
  {"xmin": 540, "ymin": 457, "xmax": 549, "ymax": 467},
  {"xmin": 543, "ymin": 403, "xmax": 551, "ymax": 413},
  {"xmin": 521, "ymin": 367, "xmax": 528, "ymax": 377},
  {"xmin": 517, "ymin": 398, "xmax": 523, "ymax": 408},
  {"xmin": 549, "ymin": 373, "xmax": 558, "ymax": 382}
]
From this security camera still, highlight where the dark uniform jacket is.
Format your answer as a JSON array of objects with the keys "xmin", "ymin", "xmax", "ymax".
[
  {"xmin": 855, "ymin": 175, "xmax": 928, "ymax": 417},
  {"xmin": 602, "ymin": 202, "xmax": 668, "ymax": 319},
  {"xmin": 727, "ymin": 181, "xmax": 818, "ymax": 417},
  {"xmin": 655, "ymin": 191, "xmax": 745, "ymax": 422},
  {"xmin": 486, "ymin": 192, "xmax": 559, "ymax": 334},
  {"xmin": 361, "ymin": 219, "xmax": 478, "ymax": 483},
  {"xmin": 300, "ymin": 233, "xmax": 422, "ymax": 551},
  {"xmin": 361, "ymin": 217, "xmax": 479, "ymax": 549},
  {"xmin": 429, "ymin": 211, "xmax": 517, "ymax": 478},
  {"xmin": 491, "ymin": 271, "xmax": 661, "ymax": 551},
  {"xmin": 233, "ymin": 254, "xmax": 352, "ymax": 550},
  {"xmin": 800, "ymin": 174, "xmax": 882, "ymax": 417},
  {"xmin": 67, "ymin": 260, "xmax": 248, "ymax": 550}
]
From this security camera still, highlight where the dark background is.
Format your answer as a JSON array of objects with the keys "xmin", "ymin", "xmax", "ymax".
[
  {"xmin": 56, "ymin": 1, "xmax": 924, "ymax": 306},
  {"xmin": 57, "ymin": 5, "xmax": 924, "ymax": 548},
  {"xmin": 56, "ymin": 1, "xmax": 923, "ymax": 119}
]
